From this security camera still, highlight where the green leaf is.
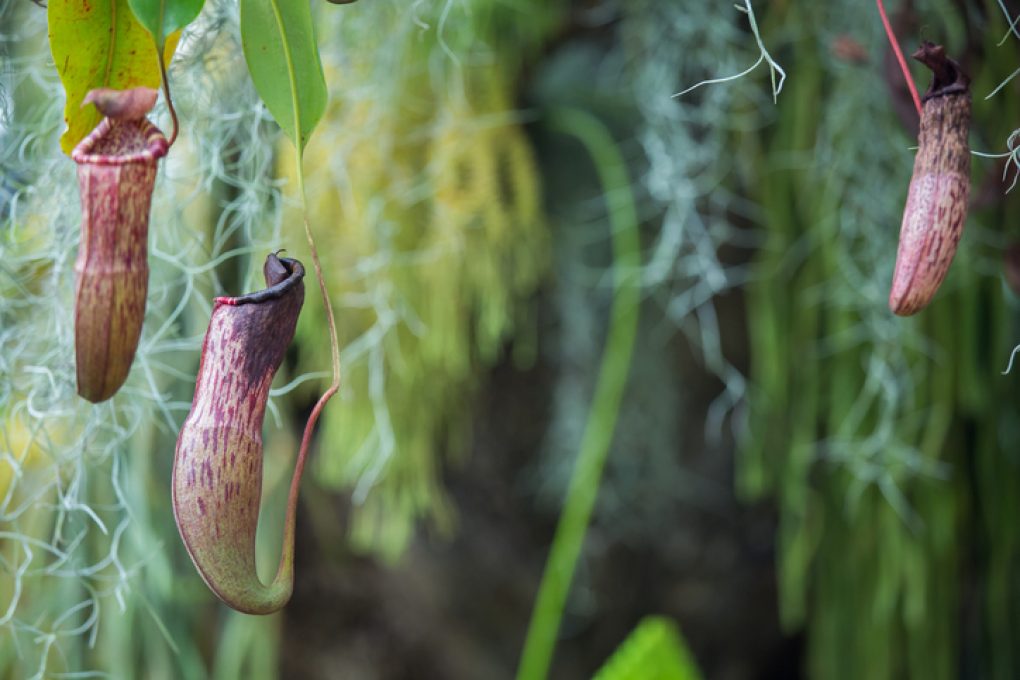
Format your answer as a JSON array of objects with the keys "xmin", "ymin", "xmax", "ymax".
[
  {"xmin": 48, "ymin": 0, "xmax": 177, "ymax": 154},
  {"xmin": 593, "ymin": 617, "xmax": 703, "ymax": 680},
  {"xmin": 127, "ymin": 0, "xmax": 205, "ymax": 48},
  {"xmin": 239, "ymin": 0, "xmax": 327, "ymax": 154}
]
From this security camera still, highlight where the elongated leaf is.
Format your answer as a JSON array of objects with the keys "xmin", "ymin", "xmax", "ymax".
[
  {"xmin": 128, "ymin": 0, "xmax": 205, "ymax": 49},
  {"xmin": 48, "ymin": 0, "xmax": 179, "ymax": 154},
  {"xmin": 239, "ymin": 0, "xmax": 327, "ymax": 154}
]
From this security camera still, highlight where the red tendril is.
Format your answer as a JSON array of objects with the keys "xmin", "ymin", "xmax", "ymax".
[{"xmin": 877, "ymin": 0, "xmax": 923, "ymax": 117}]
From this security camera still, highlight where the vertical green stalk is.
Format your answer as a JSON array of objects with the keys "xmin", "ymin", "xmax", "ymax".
[{"xmin": 515, "ymin": 108, "xmax": 641, "ymax": 680}]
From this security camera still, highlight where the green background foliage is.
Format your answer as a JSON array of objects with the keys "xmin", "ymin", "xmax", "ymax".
[{"xmin": 2, "ymin": 0, "xmax": 1020, "ymax": 678}]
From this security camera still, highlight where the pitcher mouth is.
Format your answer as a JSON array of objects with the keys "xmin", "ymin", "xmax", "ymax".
[
  {"xmin": 214, "ymin": 255, "xmax": 306, "ymax": 307},
  {"xmin": 71, "ymin": 117, "xmax": 169, "ymax": 166},
  {"xmin": 913, "ymin": 41, "xmax": 970, "ymax": 102}
]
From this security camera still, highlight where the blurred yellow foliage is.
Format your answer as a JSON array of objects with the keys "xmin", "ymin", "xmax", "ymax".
[
  {"xmin": 281, "ymin": 51, "xmax": 547, "ymax": 559},
  {"xmin": 0, "ymin": 408, "xmax": 65, "ymax": 509}
]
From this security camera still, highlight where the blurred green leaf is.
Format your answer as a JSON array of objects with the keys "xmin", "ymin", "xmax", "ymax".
[
  {"xmin": 239, "ymin": 0, "xmax": 327, "ymax": 154},
  {"xmin": 593, "ymin": 617, "xmax": 702, "ymax": 680}
]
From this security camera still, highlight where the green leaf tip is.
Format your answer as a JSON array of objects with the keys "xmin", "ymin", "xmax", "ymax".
[
  {"xmin": 239, "ymin": 0, "xmax": 328, "ymax": 154},
  {"xmin": 593, "ymin": 616, "xmax": 703, "ymax": 680},
  {"xmin": 127, "ymin": 0, "xmax": 206, "ymax": 47}
]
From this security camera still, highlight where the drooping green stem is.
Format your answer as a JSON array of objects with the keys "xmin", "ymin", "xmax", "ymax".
[
  {"xmin": 515, "ymin": 108, "xmax": 641, "ymax": 680},
  {"xmin": 295, "ymin": 164, "xmax": 341, "ymax": 393},
  {"xmin": 268, "ymin": 191, "xmax": 339, "ymax": 594},
  {"xmin": 271, "ymin": 116, "xmax": 342, "ymax": 594}
]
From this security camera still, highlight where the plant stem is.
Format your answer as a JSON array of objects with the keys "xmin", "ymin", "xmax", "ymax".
[
  {"xmin": 156, "ymin": 39, "xmax": 179, "ymax": 146},
  {"xmin": 296, "ymin": 167, "xmax": 341, "ymax": 393},
  {"xmin": 876, "ymin": 0, "xmax": 922, "ymax": 117},
  {"xmin": 269, "ymin": 0, "xmax": 342, "ymax": 575},
  {"xmin": 515, "ymin": 108, "xmax": 641, "ymax": 680},
  {"xmin": 275, "ymin": 153, "xmax": 342, "ymax": 579}
]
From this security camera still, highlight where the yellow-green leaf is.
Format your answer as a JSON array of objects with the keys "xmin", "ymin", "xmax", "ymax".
[{"xmin": 48, "ymin": 0, "xmax": 179, "ymax": 154}]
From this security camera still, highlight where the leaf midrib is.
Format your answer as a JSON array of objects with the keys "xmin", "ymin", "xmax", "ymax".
[
  {"xmin": 158, "ymin": 0, "xmax": 166, "ymax": 43},
  {"xmin": 267, "ymin": 0, "xmax": 304, "ymax": 156}
]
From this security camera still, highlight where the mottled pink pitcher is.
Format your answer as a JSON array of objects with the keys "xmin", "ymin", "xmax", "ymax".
[
  {"xmin": 71, "ymin": 88, "xmax": 167, "ymax": 402},
  {"xmin": 173, "ymin": 254, "xmax": 306, "ymax": 614}
]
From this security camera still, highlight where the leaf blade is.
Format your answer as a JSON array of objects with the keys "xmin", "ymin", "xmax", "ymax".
[
  {"xmin": 48, "ymin": 0, "xmax": 179, "ymax": 154},
  {"xmin": 239, "ymin": 0, "xmax": 327, "ymax": 154}
]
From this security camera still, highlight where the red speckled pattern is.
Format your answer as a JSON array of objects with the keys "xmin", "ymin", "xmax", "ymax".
[
  {"xmin": 172, "ymin": 255, "xmax": 304, "ymax": 614},
  {"xmin": 889, "ymin": 169, "xmax": 968, "ymax": 315},
  {"xmin": 889, "ymin": 46, "xmax": 971, "ymax": 316},
  {"xmin": 73, "ymin": 116, "xmax": 167, "ymax": 401}
]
